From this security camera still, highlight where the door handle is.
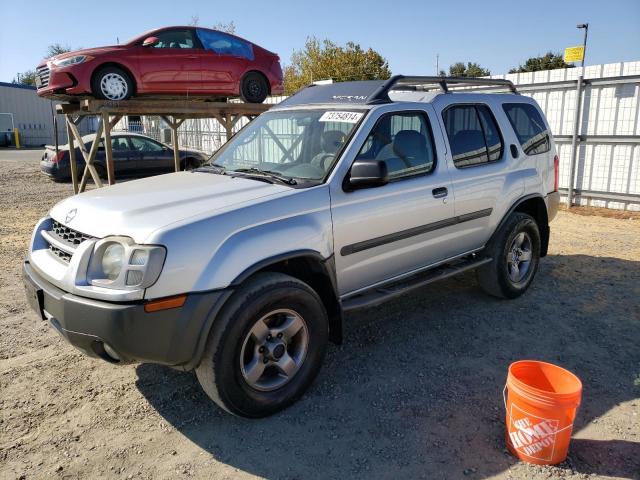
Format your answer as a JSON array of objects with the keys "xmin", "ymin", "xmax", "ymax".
[
  {"xmin": 510, "ymin": 144, "xmax": 519, "ymax": 158},
  {"xmin": 432, "ymin": 187, "xmax": 448, "ymax": 198},
  {"xmin": 187, "ymin": 55, "xmax": 199, "ymax": 59}
]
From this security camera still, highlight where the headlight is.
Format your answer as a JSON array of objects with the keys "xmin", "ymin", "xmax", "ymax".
[
  {"xmin": 51, "ymin": 55, "xmax": 94, "ymax": 67},
  {"xmin": 88, "ymin": 237, "xmax": 166, "ymax": 289},
  {"xmin": 102, "ymin": 243, "xmax": 125, "ymax": 280}
]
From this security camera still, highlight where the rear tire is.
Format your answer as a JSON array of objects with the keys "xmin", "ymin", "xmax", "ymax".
[
  {"xmin": 196, "ymin": 272, "xmax": 328, "ymax": 417},
  {"xmin": 477, "ymin": 212, "xmax": 541, "ymax": 299},
  {"xmin": 91, "ymin": 66, "xmax": 134, "ymax": 101},
  {"xmin": 240, "ymin": 72, "xmax": 268, "ymax": 103}
]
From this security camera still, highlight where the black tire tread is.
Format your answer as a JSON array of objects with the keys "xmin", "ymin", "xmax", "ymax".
[
  {"xmin": 195, "ymin": 272, "xmax": 327, "ymax": 417},
  {"xmin": 477, "ymin": 212, "xmax": 541, "ymax": 299}
]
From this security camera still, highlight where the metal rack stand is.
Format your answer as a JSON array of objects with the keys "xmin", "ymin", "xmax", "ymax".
[{"xmin": 57, "ymin": 98, "xmax": 271, "ymax": 194}]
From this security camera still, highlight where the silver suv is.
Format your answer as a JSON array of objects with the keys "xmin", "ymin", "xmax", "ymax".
[{"xmin": 24, "ymin": 76, "xmax": 560, "ymax": 417}]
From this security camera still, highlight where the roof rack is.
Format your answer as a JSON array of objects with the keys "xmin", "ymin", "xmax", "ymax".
[
  {"xmin": 367, "ymin": 75, "xmax": 518, "ymax": 104},
  {"xmin": 275, "ymin": 76, "xmax": 518, "ymax": 108}
]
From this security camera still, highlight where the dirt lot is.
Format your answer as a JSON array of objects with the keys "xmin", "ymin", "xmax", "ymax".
[{"xmin": 1, "ymin": 149, "xmax": 639, "ymax": 480}]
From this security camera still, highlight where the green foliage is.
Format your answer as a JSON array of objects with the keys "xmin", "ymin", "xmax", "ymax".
[
  {"xmin": 284, "ymin": 37, "xmax": 392, "ymax": 95},
  {"xmin": 509, "ymin": 52, "xmax": 574, "ymax": 73},
  {"xmin": 46, "ymin": 43, "xmax": 71, "ymax": 58},
  {"xmin": 439, "ymin": 62, "xmax": 491, "ymax": 78},
  {"xmin": 12, "ymin": 44, "xmax": 72, "ymax": 86},
  {"xmin": 12, "ymin": 70, "xmax": 37, "ymax": 86}
]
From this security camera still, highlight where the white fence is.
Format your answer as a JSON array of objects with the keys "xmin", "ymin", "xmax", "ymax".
[
  {"xmin": 113, "ymin": 63, "xmax": 640, "ymax": 211},
  {"xmin": 492, "ymin": 61, "xmax": 640, "ymax": 211}
]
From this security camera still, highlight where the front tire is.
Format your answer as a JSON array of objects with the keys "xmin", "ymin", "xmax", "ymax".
[
  {"xmin": 477, "ymin": 212, "xmax": 541, "ymax": 299},
  {"xmin": 92, "ymin": 66, "xmax": 133, "ymax": 101},
  {"xmin": 240, "ymin": 72, "xmax": 269, "ymax": 103},
  {"xmin": 196, "ymin": 272, "xmax": 328, "ymax": 417}
]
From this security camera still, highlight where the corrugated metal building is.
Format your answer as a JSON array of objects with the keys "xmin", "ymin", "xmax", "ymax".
[{"xmin": 0, "ymin": 81, "xmax": 67, "ymax": 147}]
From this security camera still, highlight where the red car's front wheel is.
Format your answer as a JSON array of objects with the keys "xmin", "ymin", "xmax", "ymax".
[
  {"xmin": 240, "ymin": 72, "xmax": 268, "ymax": 103},
  {"xmin": 92, "ymin": 66, "xmax": 134, "ymax": 101}
]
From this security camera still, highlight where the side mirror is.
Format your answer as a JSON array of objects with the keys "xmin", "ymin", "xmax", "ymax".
[
  {"xmin": 348, "ymin": 159, "xmax": 389, "ymax": 190},
  {"xmin": 142, "ymin": 36, "xmax": 159, "ymax": 47}
]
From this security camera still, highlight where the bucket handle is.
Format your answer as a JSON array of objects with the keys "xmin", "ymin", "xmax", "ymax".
[{"xmin": 503, "ymin": 385, "xmax": 574, "ymax": 435}]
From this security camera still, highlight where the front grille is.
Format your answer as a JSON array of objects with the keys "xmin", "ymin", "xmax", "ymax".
[
  {"xmin": 45, "ymin": 220, "xmax": 94, "ymax": 263},
  {"xmin": 50, "ymin": 220, "xmax": 93, "ymax": 247},
  {"xmin": 49, "ymin": 244, "xmax": 73, "ymax": 263},
  {"xmin": 36, "ymin": 65, "xmax": 50, "ymax": 88}
]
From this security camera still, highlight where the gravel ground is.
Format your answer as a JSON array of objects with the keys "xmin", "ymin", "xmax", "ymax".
[{"xmin": 1, "ymin": 149, "xmax": 639, "ymax": 480}]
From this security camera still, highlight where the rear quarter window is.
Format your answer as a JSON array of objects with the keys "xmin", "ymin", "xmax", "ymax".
[
  {"xmin": 442, "ymin": 104, "xmax": 504, "ymax": 168},
  {"xmin": 502, "ymin": 103, "xmax": 551, "ymax": 156}
]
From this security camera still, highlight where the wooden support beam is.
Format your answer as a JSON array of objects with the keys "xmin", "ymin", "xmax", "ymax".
[
  {"xmin": 65, "ymin": 115, "xmax": 79, "ymax": 194},
  {"xmin": 67, "ymin": 117, "xmax": 103, "ymax": 192},
  {"xmin": 57, "ymin": 103, "xmax": 81, "ymax": 114},
  {"xmin": 102, "ymin": 112, "xmax": 116, "ymax": 185},
  {"xmin": 79, "ymin": 98, "xmax": 271, "ymax": 116}
]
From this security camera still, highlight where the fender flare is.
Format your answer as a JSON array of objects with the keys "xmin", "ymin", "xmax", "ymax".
[
  {"xmin": 187, "ymin": 250, "xmax": 341, "ymax": 369},
  {"xmin": 487, "ymin": 193, "xmax": 550, "ymax": 256}
]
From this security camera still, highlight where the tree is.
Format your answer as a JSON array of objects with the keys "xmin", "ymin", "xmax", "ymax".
[
  {"xmin": 188, "ymin": 15, "xmax": 236, "ymax": 34},
  {"xmin": 12, "ymin": 43, "xmax": 74, "ymax": 86},
  {"xmin": 284, "ymin": 37, "xmax": 392, "ymax": 95},
  {"xmin": 12, "ymin": 70, "xmax": 37, "ymax": 86},
  {"xmin": 509, "ymin": 52, "xmax": 574, "ymax": 73},
  {"xmin": 439, "ymin": 62, "xmax": 491, "ymax": 78},
  {"xmin": 46, "ymin": 43, "xmax": 71, "ymax": 58},
  {"xmin": 212, "ymin": 21, "xmax": 236, "ymax": 34}
]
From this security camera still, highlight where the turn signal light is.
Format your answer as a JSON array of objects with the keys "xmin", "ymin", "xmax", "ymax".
[
  {"xmin": 144, "ymin": 294, "xmax": 187, "ymax": 313},
  {"xmin": 553, "ymin": 155, "xmax": 560, "ymax": 192}
]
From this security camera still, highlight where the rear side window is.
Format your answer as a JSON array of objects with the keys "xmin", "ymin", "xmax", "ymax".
[
  {"xmin": 442, "ymin": 105, "xmax": 504, "ymax": 168},
  {"xmin": 502, "ymin": 103, "xmax": 550, "ymax": 156},
  {"xmin": 196, "ymin": 29, "xmax": 254, "ymax": 60}
]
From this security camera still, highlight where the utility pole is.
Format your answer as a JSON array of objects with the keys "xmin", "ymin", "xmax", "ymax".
[
  {"xmin": 436, "ymin": 54, "xmax": 440, "ymax": 75},
  {"xmin": 567, "ymin": 23, "xmax": 589, "ymax": 208}
]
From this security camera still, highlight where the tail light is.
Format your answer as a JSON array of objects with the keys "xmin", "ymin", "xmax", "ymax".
[
  {"xmin": 553, "ymin": 155, "xmax": 559, "ymax": 192},
  {"xmin": 51, "ymin": 150, "xmax": 65, "ymax": 164}
]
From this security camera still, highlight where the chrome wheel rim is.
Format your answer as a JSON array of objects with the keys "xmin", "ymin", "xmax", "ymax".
[
  {"xmin": 100, "ymin": 73, "xmax": 128, "ymax": 100},
  {"xmin": 240, "ymin": 309, "xmax": 309, "ymax": 392},
  {"xmin": 507, "ymin": 232, "xmax": 533, "ymax": 283}
]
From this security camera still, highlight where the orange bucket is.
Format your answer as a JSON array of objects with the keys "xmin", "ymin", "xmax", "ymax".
[{"xmin": 504, "ymin": 360, "xmax": 582, "ymax": 465}]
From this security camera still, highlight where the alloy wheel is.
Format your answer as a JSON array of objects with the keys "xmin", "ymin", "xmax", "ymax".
[
  {"xmin": 240, "ymin": 309, "xmax": 309, "ymax": 392},
  {"xmin": 506, "ymin": 231, "xmax": 533, "ymax": 283}
]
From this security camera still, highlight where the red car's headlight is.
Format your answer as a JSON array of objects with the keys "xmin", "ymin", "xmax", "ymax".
[{"xmin": 52, "ymin": 55, "xmax": 94, "ymax": 68}]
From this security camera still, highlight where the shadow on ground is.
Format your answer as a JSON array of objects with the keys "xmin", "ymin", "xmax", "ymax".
[{"xmin": 136, "ymin": 254, "xmax": 640, "ymax": 479}]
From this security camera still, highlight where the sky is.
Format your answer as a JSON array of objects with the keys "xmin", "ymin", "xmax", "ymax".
[{"xmin": 1, "ymin": 0, "xmax": 639, "ymax": 82}]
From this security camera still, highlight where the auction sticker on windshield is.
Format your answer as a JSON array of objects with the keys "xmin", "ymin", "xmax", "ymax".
[{"xmin": 319, "ymin": 111, "xmax": 363, "ymax": 123}]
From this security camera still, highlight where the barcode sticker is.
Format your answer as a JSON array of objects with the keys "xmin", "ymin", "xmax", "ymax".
[{"xmin": 319, "ymin": 111, "xmax": 364, "ymax": 123}]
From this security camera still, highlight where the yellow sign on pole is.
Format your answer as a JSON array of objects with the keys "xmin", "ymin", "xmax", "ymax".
[{"xmin": 564, "ymin": 46, "xmax": 585, "ymax": 63}]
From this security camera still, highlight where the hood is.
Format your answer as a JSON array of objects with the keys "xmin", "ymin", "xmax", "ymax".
[
  {"xmin": 49, "ymin": 172, "xmax": 292, "ymax": 243},
  {"xmin": 43, "ymin": 46, "xmax": 123, "ymax": 64}
]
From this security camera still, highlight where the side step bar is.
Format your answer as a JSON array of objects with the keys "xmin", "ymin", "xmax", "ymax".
[{"xmin": 341, "ymin": 255, "xmax": 492, "ymax": 312}]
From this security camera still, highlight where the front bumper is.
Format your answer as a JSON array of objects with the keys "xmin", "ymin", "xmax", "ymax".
[
  {"xmin": 35, "ymin": 63, "xmax": 92, "ymax": 97},
  {"xmin": 23, "ymin": 260, "xmax": 230, "ymax": 368}
]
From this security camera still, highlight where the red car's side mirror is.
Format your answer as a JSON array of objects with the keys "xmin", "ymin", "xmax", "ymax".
[{"xmin": 142, "ymin": 36, "xmax": 159, "ymax": 47}]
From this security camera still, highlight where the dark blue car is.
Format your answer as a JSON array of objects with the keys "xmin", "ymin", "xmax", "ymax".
[{"xmin": 41, "ymin": 132, "xmax": 209, "ymax": 181}]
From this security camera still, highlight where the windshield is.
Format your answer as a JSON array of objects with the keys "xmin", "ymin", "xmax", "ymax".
[{"xmin": 210, "ymin": 109, "xmax": 365, "ymax": 181}]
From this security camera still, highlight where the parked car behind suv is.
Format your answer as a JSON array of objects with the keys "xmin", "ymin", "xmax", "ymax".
[
  {"xmin": 40, "ymin": 132, "xmax": 208, "ymax": 181},
  {"xmin": 24, "ymin": 76, "xmax": 560, "ymax": 417},
  {"xmin": 35, "ymin": 26, "xmax": 283, "ymax": 103}
]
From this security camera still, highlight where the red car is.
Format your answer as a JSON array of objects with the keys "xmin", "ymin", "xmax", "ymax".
[{"xmin": 35, "ymin": 26, "xmax": 284, "ymax": 103}]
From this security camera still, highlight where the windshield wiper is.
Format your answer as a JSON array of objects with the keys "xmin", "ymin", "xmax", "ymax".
[
  {"xmin": 232, "ymin": 168, "xmax": 297, "ymax": 185},
  {"xmin": 195, "ymin": 163, "xmax": 227, "ymax": 175}
]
